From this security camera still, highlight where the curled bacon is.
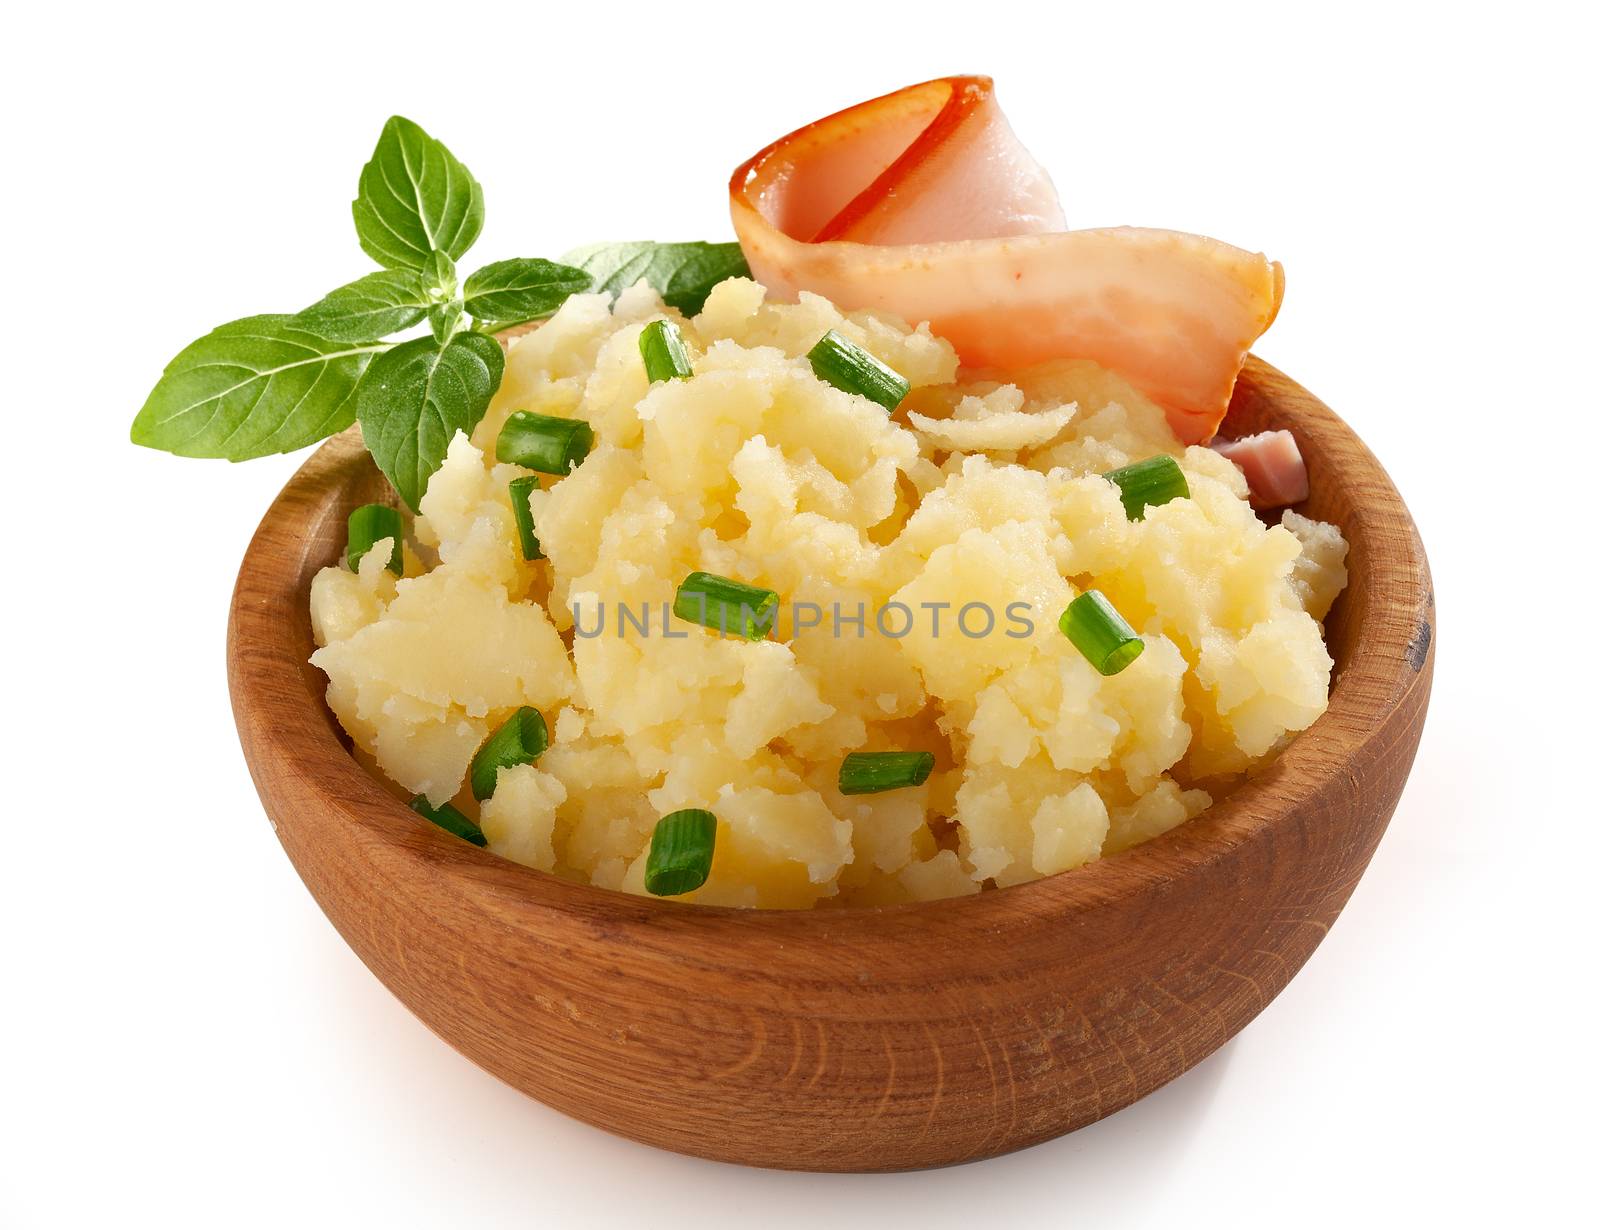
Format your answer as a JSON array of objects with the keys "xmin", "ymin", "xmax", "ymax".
[{"xmin": 730, "ymin": 76, "xmax": 1284, "ymax": 444}]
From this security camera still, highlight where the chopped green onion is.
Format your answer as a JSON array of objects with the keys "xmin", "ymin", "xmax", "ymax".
[
  {"xmin": 672, "ymin": 571, "xmax": 779, "ymax": 641},
  {"xmin": 409, "ymin": 795, "xmax": 487, "ymax": 847},
  {"xmin": 807, "ymin": 329, "xmax": 910, "ymax": 412},
  {"xmin": 645, "ymin": 808, "xmax": 718, "ymax": 896},
  {"xmin": 496, "ymin": 411, "xmax": 594, "ymax": 475},
  {"xmin": 469, "ymin": 707, "xmax": 549, "ymax": 801},
  {"xmin": 1059, "ymin": 590, "xmax": 1145, "ymax": 676},
  {"xmin": 639, "ymin": 319, "xmax": 693, "ymax": 383},
  {"xmin": 838, "ymin": 751, "xmax": 935, "ymax": 795},
  {"xmin": 1105, "ymin": 455, "xmax": 1190, "ymax": 520},
  {"xmin": 508, "ymin": 475, "xmax": 543, "ymax": 560},
  {"xmin": 346, "ymin": 503, "xmax": 403, "ymax": 575}
]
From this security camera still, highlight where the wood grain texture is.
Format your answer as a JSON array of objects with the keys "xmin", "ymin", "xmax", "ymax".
[{"xmin": 227, "ymin": 356, "xmax": 1434, "ymax": 1171}]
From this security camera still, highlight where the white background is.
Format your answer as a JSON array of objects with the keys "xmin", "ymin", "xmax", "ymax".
[{"xmin": 5, "ymin": 1, "xmax": 1596, "ymax": 1225}]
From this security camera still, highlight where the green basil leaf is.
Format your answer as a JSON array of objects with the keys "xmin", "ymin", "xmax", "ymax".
[
  {"xmin": 562, "ymin": 241, "xmax": 749, "ymax": 315},
  {"xmin": 297, "ymin": 271, "xmax": 431, "ymax": 342},
  {"xmin": 428, "ymin": 299, "xmax": 463, "ymax": 343},
  {"xmin": 462, "ymin": 258, "xmax": 592, "ymax": 328},
  {"xmin": 353, "ymin": 117, "xmax": 484, "ymax": 272},
  {"xmin": 421, "ymin": 250, "xmax": 459, "ymax": 304},
  {"xmin": 356, "ymin": 332, "xmax": 503, "ymax": 510},
  {"xmin": 130, "ymin": 315, "xmax": 385, "ymax": 460}
]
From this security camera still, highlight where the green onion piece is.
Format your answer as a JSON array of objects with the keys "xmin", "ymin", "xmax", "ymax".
[
  {"xmin": 508, "ymin": 475, "xmax": 543, "ymax": 561},
  {"xmin": 495, "ymin": 411, "xmax": 594, "ymax": 475},
  {"xmin": 639, "ymin": 319, "xmax": 693, "ymax": 383},
  {"xmin": 346, "ymin": 503, "xmax": 403, "ymax": 575},
  {"xmin": 1059, "ymin": 590, "xmax": 1145, "ymax": 676},
  {"xmin": 1105, "ymin": 455, "xmax": 1190, "ymax": 520},
  {"xmin": 469, "ymin": 706, "xmax": 549, "ymax": 801},
  {"xmin": 807, "ymin": 329, "xmax": 910, "ymax": 411},
  {"xmin": 645, "ymin": 808, "xmax": 718, "ymax": 896},
  {"xmin": 672, "ymin": 571, "xmax": 779, "ymax": 641},
  {"xmin": 409, "ymin": 795, "xmax": 488, "ymax": 847},
  {"xmin": 838, "ymin": 751, "xmax": 935, "ymax": 796}
]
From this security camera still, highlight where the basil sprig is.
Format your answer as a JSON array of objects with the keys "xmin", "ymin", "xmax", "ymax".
[
  {"xmin": 130, "ymin": 118, "xmax": 581, "ymax": 506},
  {"xmin": 131, "ymin": 116, "xmax": 750, "ymax": 511}
]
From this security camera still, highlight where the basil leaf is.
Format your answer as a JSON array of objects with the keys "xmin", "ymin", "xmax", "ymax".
[
  {"xmin": 562, "ymin": 241, "xmax": 749, "ymax": 315},
  {"xmin": 131, "ymin": 315, "xmax": 385, "ymax": 460},
  {"xmin": 297, "ymin": 271, "xmax": 430, "ymax": 342},
  {"xmin": 353, "ymin": 117, "xmax": 484, "ymax": 272},
  {"xmin": 421, "ymin": 249, "xmax": 459, "ymax": 304},
  {"xmin": 462, "ymin": 258, "xmax": 591, "ymax": 328},
  {"xmin": 428, "ymin": 299, "xmax": 463, "ymax": 343},
  {"xmin": 356, "ymin": 332, "xmax": 503, "ymax": 510}
]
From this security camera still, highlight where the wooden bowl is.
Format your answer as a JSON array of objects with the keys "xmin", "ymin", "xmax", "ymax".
[{"xmin": 228, "ymin": 356, "xmax": 1433, "ymax": 1172}]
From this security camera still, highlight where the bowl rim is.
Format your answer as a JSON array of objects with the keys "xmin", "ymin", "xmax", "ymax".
[{"xmin": 230, "ymin": 354, "xmax": 1433, "ymax": 935}]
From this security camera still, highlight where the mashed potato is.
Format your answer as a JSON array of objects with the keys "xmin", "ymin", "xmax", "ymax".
[{"xmin": 309, "ymin": 278, "xmax": 1348, "ymax": 907}]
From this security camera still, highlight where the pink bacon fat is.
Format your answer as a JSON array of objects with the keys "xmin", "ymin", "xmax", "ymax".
[
  {"xmin": 1211, "ymin": 430, "xmax": 1310, "ymax": 508},
  {"xmin": 729, "ymin": 76, "xmax": 1285, "ymax": 445}
]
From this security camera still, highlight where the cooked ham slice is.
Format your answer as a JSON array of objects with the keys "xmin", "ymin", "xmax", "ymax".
[
  {"xmin": 800, "ymin": 75, "xmax": 1066, "ymax": 245},
  {"xmin": 1211, "ymin": 430, "xmax": 1310, "ymax": 508},
  {"xmin": 729, "ymin": 76, "xmax": 1284, "ymax": 444}
]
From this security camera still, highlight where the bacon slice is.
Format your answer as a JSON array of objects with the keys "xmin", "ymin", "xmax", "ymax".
[
  {"xmin": 729, "ymin": 76, "xmax": 1284, "ymax": 444},
  {"xmin": 1211, "ymin": 430, "xmax": 1310, "ymax": 508}
]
